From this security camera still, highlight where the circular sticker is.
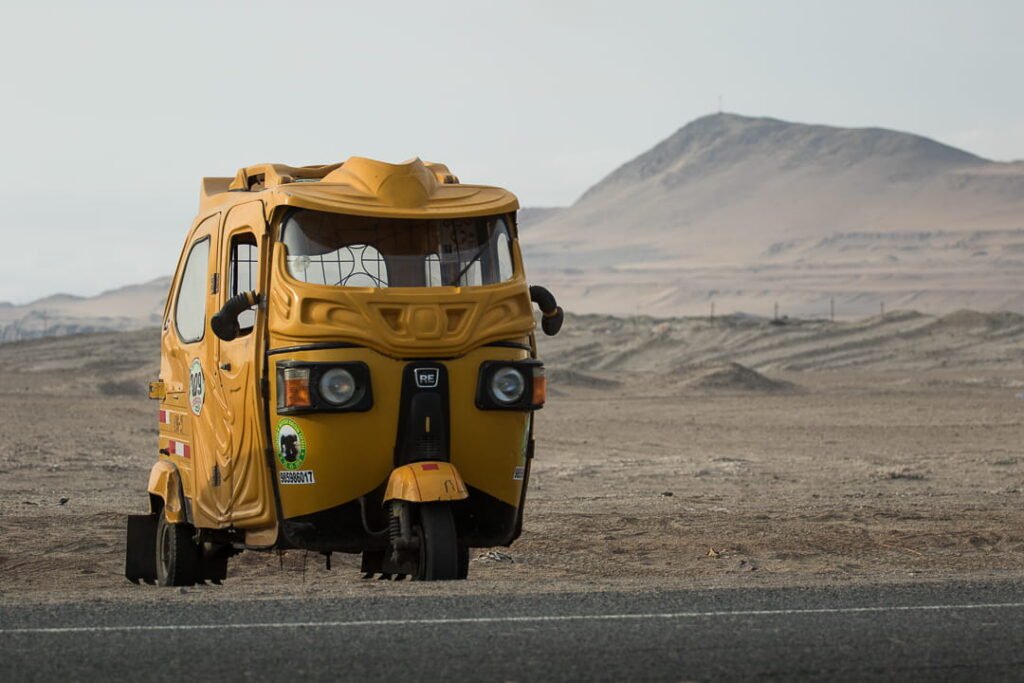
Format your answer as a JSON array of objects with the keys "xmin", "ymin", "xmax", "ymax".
[
  {"xmin": 275, "ymin": 418, "xmax": 307, "ymax": 470},
  {"xmin": 188, "ymin": 359, "xmax": 205, "ymax": 416}
]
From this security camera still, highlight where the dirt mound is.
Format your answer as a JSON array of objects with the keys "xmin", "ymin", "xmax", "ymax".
[
  {"xmin": 932, "ymin": 309, "xmax": 1024, "ymax": 331},
  {"xmin": 675, "ymin": 362, "xmax": 798, "ymax": 393},
  {"xmin": 540, "ymin": 308, "xmax": 1024, "ymax": 373},
  {"xmin": 547, "ymin": 368, "xmax": 621, "ymax": 390}
]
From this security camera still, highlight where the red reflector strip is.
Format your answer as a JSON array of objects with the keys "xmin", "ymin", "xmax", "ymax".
[
  {"xmin": 421, "ymin": 463, "xmax": 439, "ymax": 471},
  {"xmin": 167, "ymin": 440, "xmax": 191, "ymax": 458},
  {"xmin": 158, "ymin": 410, "xmax": 171, "ymax": 424}
]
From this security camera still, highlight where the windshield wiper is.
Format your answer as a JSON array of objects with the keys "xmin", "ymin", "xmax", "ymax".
[{"xmin": 447, "ymin": 243, "xmax": 490, "ymax": 286}]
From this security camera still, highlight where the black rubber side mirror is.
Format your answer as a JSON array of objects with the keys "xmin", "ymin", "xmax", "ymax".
[
  {"xmin": 211, "ymin": 291, "xmax": 259, "ymax": 342},
  {"xmin": 529, "ymin": 285, "xmax": 564, "ymax": 336}
]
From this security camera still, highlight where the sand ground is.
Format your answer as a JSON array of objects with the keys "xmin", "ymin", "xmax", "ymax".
[{"xmin": 1, "ymin": 317, "xmax": 1023, "ymax": 605}]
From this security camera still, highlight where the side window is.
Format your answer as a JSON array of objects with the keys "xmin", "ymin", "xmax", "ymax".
[
  {"xmin": 175, "ymin": 238, "xmax": 211, "ymax": 343},
  {"xmin": 495, "ymin": 229, "xmax": 514, "ymax": 282},
  {"xmin": 228, "ymin": 233, "xmax": 259, "ymax": 334},
  {"xmin": 424, "ymin": 253, "xmax": 441, "ymax": 286}
]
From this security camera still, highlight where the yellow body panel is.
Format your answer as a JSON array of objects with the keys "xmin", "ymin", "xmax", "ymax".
[
  {"xmin": 268, "ymin": 242, "xmax": 534, "ymax": 358},
  {"xmin": 384, "ymin": 462, "xmax": 469, "ymax": 503},
  {"xmin": 212, "ymin": 202, "xmax": 277, "ymax": 537},
  {"xmin": 447, "ymin": 347, "xmax": 531, "ymax": 506},
  {"xmin": 268, "ymin": 345, "xmax": 530, "ymax": 517},
  {"xmin": 269, "ymin": 347, "xmax": 405, "ymax": 518},
  {"xmin": 147, "ymin": 460, "xmax": 185, "ymax": 524},
  {"xmin": 157, "ymin": 213, "xmax": 216, "ymax": 528}
]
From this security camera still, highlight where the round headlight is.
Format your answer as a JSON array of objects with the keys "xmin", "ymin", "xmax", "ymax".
[
  {"xmin": 319, "ymin": 368, "xmax": 357, "ymax": 405},
  {"xmin": 490, "ymin": 367, "xmax": 526, "ymax": 404}
]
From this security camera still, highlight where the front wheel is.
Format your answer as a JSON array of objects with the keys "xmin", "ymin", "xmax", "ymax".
[
  {"xmin": 155, "ymin": 510, "xmax": 199, "ymax": 586},
  {"xmin": 415, "ymin": 503, "xmax": 460, "ymax": 581}
]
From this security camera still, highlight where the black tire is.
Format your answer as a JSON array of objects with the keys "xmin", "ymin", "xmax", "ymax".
[
  {"xmin": 197, "ymin": 543, "xmax": 230, "ymax": 585},
  {"xmin": 457, "ymin": 544, "xmax": 470, "ymax": 580},
  {"xmin": 415, "ymin": 503, "xmax": 459, "ymax": 581},
  {"xmin": 155, "ymin": 510, "xmax": 199, "ymax": 586}
]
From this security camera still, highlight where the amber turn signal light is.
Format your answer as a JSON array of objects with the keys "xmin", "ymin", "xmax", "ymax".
[
  {"xmin": 531, "ymin": 368, "xmax": 547, "ymax": 407},
  {"xmin": 283, "ymin": 367, "xmax": 311, "ymax": 408}
]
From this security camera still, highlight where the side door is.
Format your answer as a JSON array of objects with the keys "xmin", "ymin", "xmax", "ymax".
[
  {"xmin": 160, "ymin": 213, "xmax": 231, "ymax": 528},
  {"xmin": 212, "ymin": 201, "xmax": 276, "ymax": 534}
]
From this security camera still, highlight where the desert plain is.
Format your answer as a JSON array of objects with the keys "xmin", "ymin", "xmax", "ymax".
[{"xmin": 1, "ymin": 309, "xmax": 1023, "ymax": 605}]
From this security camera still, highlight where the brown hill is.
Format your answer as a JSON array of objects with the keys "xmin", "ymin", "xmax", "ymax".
[
  {"xmin": 0, "ymin": 278, "xmax": 168, "ymax": 342},
  {"xmin": 522, "ymin": 114, "xmax": 1024, "ymax": 318}
]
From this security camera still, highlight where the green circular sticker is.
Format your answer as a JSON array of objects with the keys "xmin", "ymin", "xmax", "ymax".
[{"xmin": 275, "ymin": 418, "xmax": 307, "ymax": 470}]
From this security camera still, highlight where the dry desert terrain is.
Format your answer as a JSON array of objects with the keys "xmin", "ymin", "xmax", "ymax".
[{"xmin": 1, "ymin": 310, "xmax": 1023, "ymax": 604}]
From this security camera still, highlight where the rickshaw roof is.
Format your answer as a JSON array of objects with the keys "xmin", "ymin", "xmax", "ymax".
[{"xmin": 198, "ymin": 156, "xmax": 520, "ymax": 220}]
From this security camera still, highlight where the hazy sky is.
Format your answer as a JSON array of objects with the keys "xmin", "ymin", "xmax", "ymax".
[{"xmin": 2, "ymin": 1, "xmax": 1023, "ymax": 303}]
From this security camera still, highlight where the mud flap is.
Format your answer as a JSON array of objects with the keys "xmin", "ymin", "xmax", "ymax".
[{"xmin": 125, "ymin": 514, "xmax": 157, "ymax": 584}]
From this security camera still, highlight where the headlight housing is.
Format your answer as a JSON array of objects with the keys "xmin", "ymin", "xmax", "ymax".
[
  {"xmin": 276, "ymin": 361, "xmax": 373, "ymax": 414},
  {"xmin": 476, "ymin": 360, "xmax": 545, "ymax": 411}
]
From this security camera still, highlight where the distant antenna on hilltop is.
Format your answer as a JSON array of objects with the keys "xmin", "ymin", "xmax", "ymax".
[{"xmin": 717, "ymin": 95, "xmax": 723, "ymax": 114}]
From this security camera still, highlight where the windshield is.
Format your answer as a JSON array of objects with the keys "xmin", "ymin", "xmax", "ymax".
[{"xmin": 280, "ymin": 209, "xmax": 516, "ymax": 288}]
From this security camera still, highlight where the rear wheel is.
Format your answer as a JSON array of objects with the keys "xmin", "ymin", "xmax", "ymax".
[
  {"xmin": 414, "ymin": 503, "xmax": 459, "ymax": 581},
  {"xmin": 155, "ymin": 510, "xmax": 199, "ymax": 586}
]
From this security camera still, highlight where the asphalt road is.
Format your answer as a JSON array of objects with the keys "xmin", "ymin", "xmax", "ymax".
[{"xmin": 2, "ymin": 580, "xmax": 1023, "ymax": 681}]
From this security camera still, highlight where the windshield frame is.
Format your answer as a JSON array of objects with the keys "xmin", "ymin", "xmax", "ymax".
[{"xmin": 273, "ymin": 208, "xmax": 522, "ymax": 292}]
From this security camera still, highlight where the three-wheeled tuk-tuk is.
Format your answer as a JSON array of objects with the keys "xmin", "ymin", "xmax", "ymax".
[{"xmin": 125, "ymin": 157, "xmax": 563, "ymax": 583}]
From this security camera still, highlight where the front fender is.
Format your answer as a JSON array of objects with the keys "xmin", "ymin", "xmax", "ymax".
[
  {"xmin": 384, "ymin": 462, "xmax": 469, "ymax": 503},
  {"xmin": 147, "ymin": 460, "xmax": 186, "ymax": 523}
]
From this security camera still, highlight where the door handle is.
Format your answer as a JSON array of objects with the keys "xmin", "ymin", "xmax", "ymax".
[{"xmin": 219, "ymin": 363, "xmax": 231, "ymax": 371}]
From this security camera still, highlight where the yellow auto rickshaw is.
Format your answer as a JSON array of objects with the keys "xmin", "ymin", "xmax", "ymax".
[{"xmin": 125, "ymin": 157, "xmax": 562, "ymax": 584}]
